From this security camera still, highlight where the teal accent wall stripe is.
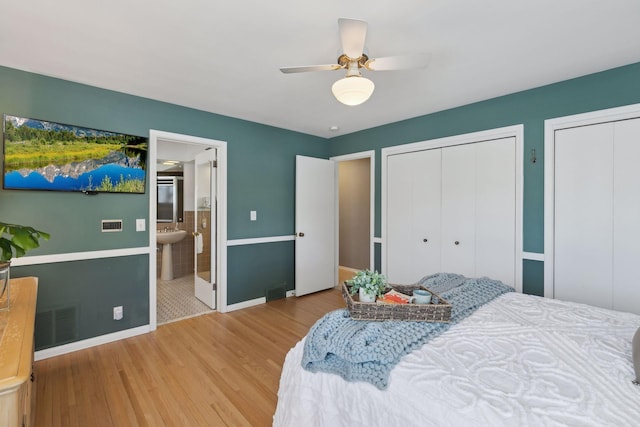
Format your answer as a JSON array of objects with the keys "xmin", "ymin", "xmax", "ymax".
[{"xmin": 11, "ymin": 255, "xmax": 149, "ymax": 351}]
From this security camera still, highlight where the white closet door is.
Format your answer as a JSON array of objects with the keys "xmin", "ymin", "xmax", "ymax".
[
  {"xmin": 441, "ymin": 144, "xmax": 476, "ymax": 277},
  {"xmin": 387, "ymin": 149, "xmax": 441, "ymax": 284},
  {"xmin": 554, "ymin": 123, "xmax": 614, "ymax": 308},
  {"xmin": 613, "ymin": 118, "xmax": 640, "ymax": 314},
  {"xmin": 475, "ymin": 138, "xmax": 516, "ymax": 286}
]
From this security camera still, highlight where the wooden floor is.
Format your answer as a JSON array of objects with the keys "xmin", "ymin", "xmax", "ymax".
[{"xmin": 34, "ymin": 287, "xmax": 345, "ymax": 427}]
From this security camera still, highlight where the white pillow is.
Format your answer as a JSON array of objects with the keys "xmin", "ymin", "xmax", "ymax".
[{"xmin": 633, "ymin": 327, "xmax": 640, "ymax": 385}]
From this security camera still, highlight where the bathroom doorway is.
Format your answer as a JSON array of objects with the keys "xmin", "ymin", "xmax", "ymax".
[
  {"xmin": 149, "ymin": 130, "xmax": 227, "ymax": 330},
  {"xmin": 331, "ymin": 151, "xmax": 375, "ymax": 284}
]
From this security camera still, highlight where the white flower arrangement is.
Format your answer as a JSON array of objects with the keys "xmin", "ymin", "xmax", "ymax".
[{"xmin": 347, "ymin": 269, "xmax": 387, "ymax": 298}]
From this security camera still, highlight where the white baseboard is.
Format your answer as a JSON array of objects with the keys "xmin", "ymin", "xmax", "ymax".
[
  {"xmin": 34, "ymin": 325, "xmax": 150, "ymax": 361},
  {"xmin": 225, "ymin": 297, "xmax": 266, "ymax": 312}
]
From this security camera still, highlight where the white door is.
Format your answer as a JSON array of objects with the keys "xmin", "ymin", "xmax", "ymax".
[
  {"xmin": 554, "ymin": 123, "xmax": 614, "ymax": 308},
  {"xmin": 194, "ymin": 149, "xmax": 216, "ymax": 308},
  {"xmin": 386, "ymin": 137, "xmax": 517, "ymax": 287},
  {"xmin": 295, "ymin": 155, "xmax": 336, "ymax": 296},
  {"xmin": 440, "ymin": 144, "xmax": 476, "ymax": 277},
  {"xmin": 474, "ymin": 138, "xmax": 516, "ymax": 285},
  {"xmin": 439, "ymin": 139, "xmax": 516, "ymax": 285},
  {"xmin": 553, "ymin": 117, "xmax": 640, "ymax": 313},
  {"xmin": 386, "ymin": 149, "xmax": 442, "ymax": 284},
  {"xmin": 613, "ymin": 118, "xmax": 640, "ymax": 313}
]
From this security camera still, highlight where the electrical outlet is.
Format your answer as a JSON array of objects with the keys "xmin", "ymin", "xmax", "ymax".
[
  {"xmin": 113, "ymin": 306, "xmax": 123, "ymax": 320},
  {"xmin": 250, "ymin": 210, "xmax": 257, "ymax": 221}
]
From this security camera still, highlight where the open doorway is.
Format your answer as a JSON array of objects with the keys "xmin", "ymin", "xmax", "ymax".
[
  {"xmin": 149, "ymin": 130, "xmax": 227, "ymax": 330},
  {"xmin": 331, "ymin": 151, "xmax": 375, "ymax": 284}
]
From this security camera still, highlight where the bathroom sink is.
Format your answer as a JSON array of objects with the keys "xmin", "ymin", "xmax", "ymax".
[
  {"xmin": 158, "ymin": 230, "xmax": 188, "ymax": 280},
  {"xmin": 157, "ymin": 229, "xmax": 187, "ymax": 244}
]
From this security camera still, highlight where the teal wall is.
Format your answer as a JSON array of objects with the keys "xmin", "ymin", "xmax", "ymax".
[
  {"xmin": 227, "ymin": 241, "xmax": 295, "ymax": 302},
  {"xmin": 3, "ymin": 61, "xmax": 640, "ymax": 349},
  {"xmin": 12, "ymin": 256, "xmax": 149, "ymax": 349},
  {"xmin": 0, "ymin": 66, "xmax": 327, "ymax": 349},
  {"xmin": 523, "ymin": 260, "xmax": 544, "ymax": 297},
  {"xmin": 328, "ymin": 62, "xmax": 640, "ymax": 294}
]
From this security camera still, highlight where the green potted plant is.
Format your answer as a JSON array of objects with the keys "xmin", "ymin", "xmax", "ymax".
[
  {"xmin": 347, "ymin": 269, "xmax": 387, "ymax": 302},
  {"xmin": 0, "ymin": 222, "xmax": 49, "ymax": 308},
  {"xmin": 0, "ymin": 222, "xmax": 49, "ymax": 263}
]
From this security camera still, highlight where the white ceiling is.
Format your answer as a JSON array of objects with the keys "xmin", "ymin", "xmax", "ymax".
[{"xmin": 2, "ymin": 0, "xmax": 640, "ymax": 138}]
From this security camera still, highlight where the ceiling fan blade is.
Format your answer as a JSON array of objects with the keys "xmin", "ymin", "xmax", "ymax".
[
  {"xmin": 280, "ymin": 64, "xmax": 342, "ymax": 74},
  {"xmin": 338, "ymin": 18, "xmax": 368, "ymax": 60},
  {"xmin": 365, "ymin": 53, "xmax": 431, "ymax": 71}
]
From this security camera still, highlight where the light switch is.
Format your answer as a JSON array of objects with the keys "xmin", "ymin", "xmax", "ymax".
[
  {"xmin": 136, "ymin": 218, "xmax": 146, "ymax": 232},
  {"xmin": 250, "ymin": 211, "xmax": 257, "ymax": 221}
]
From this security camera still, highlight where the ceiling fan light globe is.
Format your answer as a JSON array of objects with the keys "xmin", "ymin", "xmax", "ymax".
[{"xmin": 331, "ymin": 76, "xmax": 375, "ymax": 106}]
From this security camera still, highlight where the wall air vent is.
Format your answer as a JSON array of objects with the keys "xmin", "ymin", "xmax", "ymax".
[
  {"xmin": 35, "ymin": 305, "xmax": 79, "ymax": 348},
  {"xmin": 101, "ymin": 219, "xmax": 123, "ymax": 232},
  {"xmin": 265, "ymin": 283, "xmax": 287, "ymax": 302}
]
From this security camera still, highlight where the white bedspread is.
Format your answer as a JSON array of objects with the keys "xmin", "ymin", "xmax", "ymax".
[{"xmin": 274, "ymin": 293, "xmax": 640, "ymax": 427}]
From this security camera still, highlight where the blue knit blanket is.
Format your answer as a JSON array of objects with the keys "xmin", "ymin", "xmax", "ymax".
[{"xmin": 301, "ymin": 274, "xmax": 513, "ymax": 389}]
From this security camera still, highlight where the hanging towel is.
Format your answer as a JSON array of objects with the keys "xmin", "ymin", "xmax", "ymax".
[{"xmin": 196, "ymin": 233, "xmax": 204, "ymax": 254}]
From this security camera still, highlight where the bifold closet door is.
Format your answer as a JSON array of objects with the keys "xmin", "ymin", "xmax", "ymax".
[
  {"xmin": 612, "ymin": 118, "xmax": 640, "ymax": 313},
  {"xmin": 440, "ymin": 138, "xmax": 516, "ymax": 285},
  {"xmin": 474, "ymin": 138, "xmax": 516, "ymax": 286},
  {"xmin": 386, "ymin": 149, "xmax": 441, "ymax": 284},
  {"xmin": 440, "ymin": 144, "xmax": 476, "ymax": 277},
  {"xmin": 554, "ymin": 123, "xmax": 614, "ymax": 308}
]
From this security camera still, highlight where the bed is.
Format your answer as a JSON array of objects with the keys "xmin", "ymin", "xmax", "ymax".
[{"xmin": 273, "ymin": 274, "xmax": 640, "ymax": 427}]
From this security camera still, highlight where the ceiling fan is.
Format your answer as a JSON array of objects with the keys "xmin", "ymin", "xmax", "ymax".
[{"xmin": 280, "ymin": 18, "xmax": 430, "ymax": 106}]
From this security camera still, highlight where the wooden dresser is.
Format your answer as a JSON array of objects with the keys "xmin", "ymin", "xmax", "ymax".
[{"xmin": 0, "ymin": 277, "xmax": 38, "ymax": 427}]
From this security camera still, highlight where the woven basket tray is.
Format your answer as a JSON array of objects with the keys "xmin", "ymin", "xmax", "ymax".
[{"xmin": 342, "ymin": 282, "xmax": 452, "ymax": 322}]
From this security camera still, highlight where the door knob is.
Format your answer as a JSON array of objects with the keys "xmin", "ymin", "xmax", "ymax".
[
  {"xmin": 192, "ymin": 231, "xmax": 201, "ymax": 237},
  {"xmin": 423, "ymin": 238, "xmax": 428, "ymax": 242},
  {"xmin": 454, "ymin": 241, "xmax": 460, "ymax": 245},
  {"xmin": 298, "ymin": 232, "xmax": 305, "ymax": 237}
]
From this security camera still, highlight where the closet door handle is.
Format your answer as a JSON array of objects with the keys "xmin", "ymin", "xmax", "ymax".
[
  {"xmin": 423, "ymin": 238, "xmax": 428, "ymax": 242},
  {"xmin": 454, "ymin": 241, "xmax": 460, "ymax": 245},
  {"xmin": 298, "ymin": 232, "xmax": 305, "ymax": 237}
]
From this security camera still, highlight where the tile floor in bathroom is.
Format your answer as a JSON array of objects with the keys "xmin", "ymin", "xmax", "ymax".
[{"xmin": 157, "ymin": 274, "xmax": 213, "ymax": 324}]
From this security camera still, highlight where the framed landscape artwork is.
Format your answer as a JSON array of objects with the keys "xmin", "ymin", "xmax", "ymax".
[{"xmin": 2, "ymin": 114, "xmax": 147, "ymax": 194}]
